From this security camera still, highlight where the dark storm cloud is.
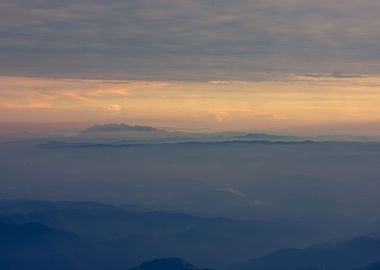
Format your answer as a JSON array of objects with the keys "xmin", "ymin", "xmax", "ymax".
[{"xmin": 0, "ymin": 0, "xmax": 380, "ymax": 79}]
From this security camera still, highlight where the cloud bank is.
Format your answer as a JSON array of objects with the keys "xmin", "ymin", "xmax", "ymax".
[{"xmin": 1, "ymin": 0, "xmax": 380, "ymax": 79}]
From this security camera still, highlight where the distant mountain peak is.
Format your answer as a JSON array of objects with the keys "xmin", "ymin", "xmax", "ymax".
[
  {"xmin": 83, "ymin": 123, "xmax": 158, "ymax": 133},
  {"xmin": 238, "ymin": 133, "xmax": 301, "ymax": 141}
]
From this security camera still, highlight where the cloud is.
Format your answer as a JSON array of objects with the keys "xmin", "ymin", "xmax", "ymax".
[
  {"xmin": 104, "ymin": 104, "xmax": 122, "ymax": 112},
  {"xmin": 214, "ymin": 111, "xmax": 230, "ymax": 123},
  {"xmin": 296, "ymin": 73, "xmax": 365, "ymax": 79},
  {"xmin": 208, "ymin": 80, "xmax": 234, "ymax": 85},
  {"xmin": 216, "ymin": 187, "xmax": 248, "ymax": 198},
  {"xmin": 1, "ymin": 0, "xmax": 380, "ymax": 79}
]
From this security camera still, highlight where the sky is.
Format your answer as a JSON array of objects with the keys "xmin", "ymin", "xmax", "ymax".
[
  {"xmin": 1, "ymin": 0, "xmax": 380, "ymax": 134},
  {"xmin": 2, "ymin": 74, "xmax": 380, "ymax": 135}
]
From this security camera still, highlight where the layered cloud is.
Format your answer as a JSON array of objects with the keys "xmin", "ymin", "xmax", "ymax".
[{"xmin": 1, "ymin": 0, "xmax": 380, "ymax": 79}]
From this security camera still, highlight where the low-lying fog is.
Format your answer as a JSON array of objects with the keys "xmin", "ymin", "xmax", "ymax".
[{"xmin": 2, "ymin": 132, "xmax": 380, "ymax": 240}]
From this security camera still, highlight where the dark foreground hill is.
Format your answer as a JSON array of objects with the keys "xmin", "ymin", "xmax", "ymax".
[
  {"xmin": 0, "ymin": 222, "xmax": 84, "ymax": 270},
  {"xmin": 0, "ymin": 199, "xmax": 314, "ymax": 269},
  {"xmin": 129, "ymin": 258, "xmax": 212, "ymax": 270},
  {"xmin": 233, "ymin": 236, "xmax": 380, "ymax": 270},
  {"xmin": 2, "ymin": 216, "xmax": 380, "ymax": 270}
]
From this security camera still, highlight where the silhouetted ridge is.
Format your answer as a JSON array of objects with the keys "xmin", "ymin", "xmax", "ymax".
[
  {"xmin": 0, "ymin": 222, "xmax": 79, "ymax": 244},
  {"xmin": 365, "ymin": 261, "xmax": 380, "ymax": 270},
  {"xmin": 238, "ymin": 133, "xmax": 300, "ymax": 141},
  {"xmin": 233, "ymin": 235, "xmax": 380, "ymax": 270},
  {"xmin": 129, "ymin": 258, "xmax": 212, "ymax": 270},
  {"xmin": 83, "ymin": 123, "xmax": 157, "ymax": 133},
  {"xmin": 0, "ymin": 222, "xmax": 82, "ymax": 270}
]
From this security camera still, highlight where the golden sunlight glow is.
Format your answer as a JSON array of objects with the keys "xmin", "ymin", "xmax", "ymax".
[{"xmin": 1, "ymin": 75, "xmax": 380, "ymax": 134}]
